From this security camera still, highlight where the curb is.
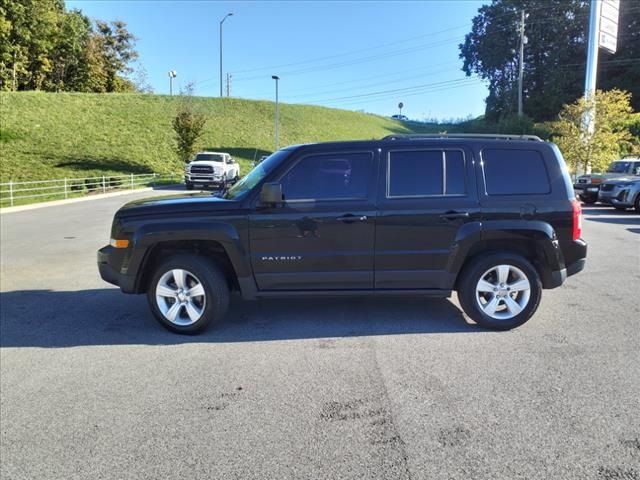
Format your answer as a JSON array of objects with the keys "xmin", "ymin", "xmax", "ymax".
[{"xmin": 0, "ymin": 186, "xmax": 181, "ymax": 214}]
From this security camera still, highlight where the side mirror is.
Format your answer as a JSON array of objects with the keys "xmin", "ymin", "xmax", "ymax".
[{"xmin": 260, "ymin": 182, "xmax": 284, "ymax": 205}]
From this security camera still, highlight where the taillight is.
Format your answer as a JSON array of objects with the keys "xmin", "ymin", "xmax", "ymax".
[{"xmin": 571, "ymin": 199, "xmax": 582, "ymax": 241}]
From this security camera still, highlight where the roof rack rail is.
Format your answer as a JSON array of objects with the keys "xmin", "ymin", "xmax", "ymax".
[{"xmin": 382, "ymin": 133, "xmax": 543, "ymax": 142}]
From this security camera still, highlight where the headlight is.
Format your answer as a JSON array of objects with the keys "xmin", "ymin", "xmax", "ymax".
[{"xmin": 184, "ymin": 165, "xmax": 190, "ymax": 173}]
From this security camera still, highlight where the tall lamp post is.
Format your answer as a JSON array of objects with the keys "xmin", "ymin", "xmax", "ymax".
[
  {"xmin": 168, "ymin": 70, "xmax": 177, "ymax": 96},
  {"xmin": 272, "ymin": 75, "xmax": 280, "ymax": 150},
  {"xmin": 219, "ymin": 12, "xmax": 233, "ymax": 98}
]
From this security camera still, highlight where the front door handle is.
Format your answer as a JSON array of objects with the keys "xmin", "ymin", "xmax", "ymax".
[
  {"xmin": 439, "ymin": 211, "xmax": 470, "ymax": 220},
  {"xmin": 336, "ymin": 214, "xmax": 368, "ymax": 223}
]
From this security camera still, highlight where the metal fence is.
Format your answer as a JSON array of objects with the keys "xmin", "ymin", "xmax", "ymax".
[{"xmin": 0, "ymin": 173, "xmax": 180, "ymax": 207}]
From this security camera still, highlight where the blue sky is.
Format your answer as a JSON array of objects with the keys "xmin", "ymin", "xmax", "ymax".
[{"xmin": 66, "ymin": 0, "xmax": 489, "ymax": 120}]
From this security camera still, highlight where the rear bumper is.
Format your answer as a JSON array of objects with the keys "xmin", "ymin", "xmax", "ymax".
[
  {"xmin": 566, "ymin": 258, "xmax": 586, "ymax": 277},
  {"xmin": 546, "ymin": 258, "xmax": 586, "ymax": 289},
  {"xmin": 97, "ymin": 246, "xmax": 137, "ymax": 293},
  {"xmin": 545, "ymin": 239, "xmax": 587, "ymax": 289}
]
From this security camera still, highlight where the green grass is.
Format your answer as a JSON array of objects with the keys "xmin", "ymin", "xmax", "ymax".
[{"xmin": 0, "ymin": 91, "xmax": 451, "ymax": 183}]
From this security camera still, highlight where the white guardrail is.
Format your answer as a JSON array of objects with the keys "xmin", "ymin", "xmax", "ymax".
[{"xmin": 0, "ymin": 173, "xmax": 180, "ymax": 207}]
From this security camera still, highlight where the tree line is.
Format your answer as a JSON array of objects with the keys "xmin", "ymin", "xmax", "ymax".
[{"xmin": 0, "ymin": 0, "xmax": 143, "ymax": 93}]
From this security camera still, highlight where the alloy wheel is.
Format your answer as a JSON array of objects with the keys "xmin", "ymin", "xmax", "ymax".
[
  {"xmin": 475, "ymin": 264, "xmax": 531, "ymax": 320},
  {"xmin": 155, "ymin": 269, "xmax": 206, "ymax": 326}
]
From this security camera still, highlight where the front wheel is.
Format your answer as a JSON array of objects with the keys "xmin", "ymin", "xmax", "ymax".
[
  {"xmin": 580, "ymin": 195, "xmax": 597, "ymax": 205},
  {"xmin": 457, "ymin": 253, "xmax": 542, "ymax": 330},
  {"xmin": 147, "ymin": 254, "xmax": 230, "ymax": 334},
  {"xmin": 185, "ymin": 182, "xmax": 194, "ymax": 191},
  {"xmin": 634, "ymin": 194, "xmax": 640, "ymax": 213}
]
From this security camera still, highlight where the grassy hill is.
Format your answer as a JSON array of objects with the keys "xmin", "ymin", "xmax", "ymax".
[{"xmin": 0, "ymin": 92, "xmax": 446, "ymax": 182}]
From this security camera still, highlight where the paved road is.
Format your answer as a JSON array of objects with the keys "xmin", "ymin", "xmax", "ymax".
[{"xmin": 1, "ymin": 190, "xmax": 639, "ymax": 480}]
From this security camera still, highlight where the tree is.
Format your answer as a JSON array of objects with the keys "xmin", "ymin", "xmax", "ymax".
[
  {"xmin": 460, "ymin": 0, "xmax": 640, "ymax": 122},
  {"xmin": 0, "ymin": 1, "xmax": 140, "ymax": 93},
  {"xmin": 173, "ymin": 85, "xmax": 207, "ymax": 163},
  {"xmin": 94, "ymin": 20, "xmax": 138, "ymax": 92},
  {"xmin": 50, "ymin": 9, "xmax": 91, "ymax": 92},
  {"xmin": 549, "ymin": 89, "xmax": 634, "ymax": 174}
]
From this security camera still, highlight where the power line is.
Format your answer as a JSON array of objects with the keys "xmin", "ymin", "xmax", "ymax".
[
  {"xmin": 230, "ymin": 23, "xmax": 471, "ymax": 75},
  {"xmin": 193, "ymin": 6, "xmax": 563, "ymax": 89},
  {"xmin": 305, "ymin": 77, "xmax": 484, "ymax": 105},
  {"xmin": 316, "ymin": 78, "xmax": 484, "ymax": 108}
]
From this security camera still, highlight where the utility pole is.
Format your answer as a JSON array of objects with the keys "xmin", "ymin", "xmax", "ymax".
[
  {"xmin": 272, "ymin": 75, "xmax": 280, "ymax": 150},
  {"xmin": 583, "ymin": 0, "xmax": 602, "ymax": 138},
  {"xmin": 517, "ymin": 9, "xmax": 526, "ymax": 117},
  {"xmin": 226, "ymin": 73, "xmax": 232, "ymax": 97},
  {"xmin": 219, "ymin": 13, "xmax": 233, "ymax": 98}
]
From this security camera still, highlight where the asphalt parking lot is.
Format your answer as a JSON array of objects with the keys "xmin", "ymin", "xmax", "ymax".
[{"xmin": 1, "ymin": 189, "xmax": 639, "ymax": 480}]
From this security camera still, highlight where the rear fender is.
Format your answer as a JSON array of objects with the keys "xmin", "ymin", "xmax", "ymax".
[{"xmin": 447, "ymin": 220, "xmax": 564, "ymax": 288}]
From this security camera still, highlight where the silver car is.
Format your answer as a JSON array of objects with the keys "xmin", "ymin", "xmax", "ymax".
[{"xmin": 598, "ymin": 177, "xmax": 640, "ymax": 212}]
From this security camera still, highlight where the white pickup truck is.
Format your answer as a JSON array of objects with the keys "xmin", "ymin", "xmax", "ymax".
[{"xmin": 184, "ymin": 151, "xmax": 240, "ymax": 190}]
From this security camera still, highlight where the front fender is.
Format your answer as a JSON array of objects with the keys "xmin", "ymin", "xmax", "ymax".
[{"xmin": 126, "ymin": 219, "xmax": 251, "ymax": 279}]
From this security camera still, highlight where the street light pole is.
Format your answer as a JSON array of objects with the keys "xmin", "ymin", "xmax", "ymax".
[
  {"xmin": 219, "ymin": 12, "xmax": 233, "ymax": 98},
  {"xmin": 168, "ymin": 70, "xmax": 177, "ymax": 96},
  {"xmin": 272, "ymin": 75, "xmax": 280, "ymax": 150}
]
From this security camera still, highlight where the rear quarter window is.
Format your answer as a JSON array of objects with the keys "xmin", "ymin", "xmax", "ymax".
[{"xmin": 482, "ymin": 148, "xmax": 550, "ymax": 195}]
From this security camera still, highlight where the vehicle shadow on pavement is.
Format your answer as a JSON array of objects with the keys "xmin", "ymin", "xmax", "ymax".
[{"xmin": 0, "ymin": 289, "xmax": 480, "ymax": 348}]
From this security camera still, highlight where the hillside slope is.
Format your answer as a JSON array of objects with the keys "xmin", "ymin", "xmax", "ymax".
[{"xmin": 0, "ymin": 92, "xmax": 438, "ymax": 182}]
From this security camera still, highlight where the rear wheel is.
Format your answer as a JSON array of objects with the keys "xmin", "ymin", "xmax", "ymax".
[
  {"xmin": 457, "ymin": 253, "xmax": 542, "ymax": 330},
  {"xmin": 147, "ymin": 254, "xmax": 229, "ymax": 334}
]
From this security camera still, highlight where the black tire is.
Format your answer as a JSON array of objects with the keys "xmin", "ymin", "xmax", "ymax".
[
  {"xmin": 635, "ymin": 194, "xmax": 640, "ymax": 213},
  {"xmin": 146, "ymin": 254, "xmax": 229, "ymax": 334},
  {"xmin": 457, "ymin": 253, "xmax": 542, "ymax": 331},
  {"xmin": 185, "ymin": 182, "xmax": 194, "ymax": 191}
]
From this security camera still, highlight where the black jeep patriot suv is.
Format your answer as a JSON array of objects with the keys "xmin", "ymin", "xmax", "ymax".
[{"xmin": 98, "ymin": 134, "xmax": 587, "ymax": 333}]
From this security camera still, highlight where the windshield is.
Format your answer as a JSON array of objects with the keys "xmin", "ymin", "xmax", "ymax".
[
  {"xmin": 607, "ymin": 161, "xmax": 630, "ymax": 173},
  {"xmin": 223, "ymin": 150, "xmax": 290, "ymax": 200},
  {"xmin": 194, "ymin": 153, "xmax": 224, "ymax": 162}
]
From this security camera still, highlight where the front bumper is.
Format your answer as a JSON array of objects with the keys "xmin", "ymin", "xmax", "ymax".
[
  {"xmin": 574, "ymin": 184, "xmax": 600, "ymax": 199},
  {"xmin": 97, "ymin": 245, "xmax": 137, "ymax": 293},
  {"xmin": 184, "ymin": 174, "xmax": 224, "ymax": 186},
  {"xmin": 599, "ymin": 187, "xmax": 635, "ymax": 207}
]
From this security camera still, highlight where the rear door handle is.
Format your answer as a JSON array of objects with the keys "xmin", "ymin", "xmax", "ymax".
[
  {"xmin": 336, "ymin": 214, "xmax": 368, "ymax": 223},
  {"xmin": 439, "ymin": 211, "xmax": 470, "ymax": 220}
]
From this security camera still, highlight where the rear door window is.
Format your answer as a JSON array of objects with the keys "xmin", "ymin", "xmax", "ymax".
[
  {"xmin": 482, "ymin": 149, "xmax": 550, "ymax": 195},
  {"xmin": 387, "ymin": 149, "xmax": 466, "ymax": 197}
]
